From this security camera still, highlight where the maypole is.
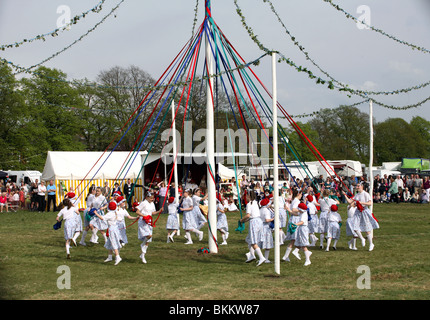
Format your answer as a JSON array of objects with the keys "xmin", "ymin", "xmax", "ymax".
[
  {"xmin": 369, "ymin": 98, "xmax": 374, "ymax": 213},
  {"xmin": 205, "ymin": 0, "xmax": 217, "ymax": 253},
  {"xmin": 272, "ymin": 52, "xmax": 280, "ymax": 275},
  {"xmin": 171, "ymin": 100, "xmax": 180, "ymax": 235}
]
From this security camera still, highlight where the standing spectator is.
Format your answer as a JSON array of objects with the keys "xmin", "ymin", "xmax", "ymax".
[
  {"xmin": 388, "ymin": 177, "xmax": 399, "ymax": 203},
  {"xmin": 240, "ymin": 175, "xmax": 249, "ymax": 193},
  {"xmin": 19, "ymin": 188, "xmax": 25, "ymax": 209},
  {"xmin": 37, "ymin": 180, "xmax": 47, "ymax": 213},
  {"xmin": 405, "ymin": 175, "xmax": 413, "ymax": 193},
  {"xmin": 395, "ymin": 175, "xmax": 404, "ymax": 196},
  {"xmin": 413, "ymin": 174, "xmax": 423, "ymax": 195},
  {"xmin": 0, "ymin": 191, "xmax": 8, "ymax": 212},
  {"xmin": 157, "ymin": 181, "xmax": 168, "ymax": 213},
  {"xmin": 31, "ymin": 181, "xmax": 39, "ymax": 211},
  {"xmin": 123, "ymin": 178, "xmax": 143, "ymax": 210},
  {"xmin": 423, "ymin": 176, "xmax": 430, "ymax": 201},
  {"xmin": 46, "ymin": 180, "xmax": 57, "ymax": 212},
  {"xmin": 101, "ymin": 181, "xmax": 111, "ymax": 198},
  {"xmin": 111, "ymin": 182, "xmax": 121, "ymax": 198}
]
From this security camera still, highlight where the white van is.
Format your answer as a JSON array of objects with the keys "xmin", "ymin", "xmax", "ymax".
[{"xmin": 7, "ymin": 171, "xmax": 42, "ymax": 185}]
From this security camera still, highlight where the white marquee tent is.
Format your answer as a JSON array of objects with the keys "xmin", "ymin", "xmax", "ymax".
[{"xmin": 41, "ymin": 151, "xmax": 158, "ymax": 208}]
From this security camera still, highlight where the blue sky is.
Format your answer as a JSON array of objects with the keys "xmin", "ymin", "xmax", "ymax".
[{"xmin": 1, "ymin": 0, "xmax": 429, "ymax": 124}]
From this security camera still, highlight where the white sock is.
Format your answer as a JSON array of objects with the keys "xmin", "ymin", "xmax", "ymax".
[
  {"xmin": 333, "ymin": 239, "xmax": 338, "ymax": 247},
  {"xmin": 141, "ymin": 243, "xmax": 148, "ymax": 254},
  {"xmin": 326, "ymin": 238, "xmax": 332, "ymax": 249},
  {"xmin": 352, "ymin": 238, "xmax": 357, "ymax": 248},
  {"xmin": 80, "ymin": 230, "xmax": 88, "ymax": 242},
  {"xmin": 304, "ymin": 250, "xmax": 312, "ymax": 262},
  {"xmin": 222, "ymin": 233, "xmax": 226, "ymax": 242},
  {"xmin": 185, "ymin": 231, "xmax": 192, "ymax": 242},
  {"xmin": 66, "ymin": 244, "xmax": 70, "ymax": 254},
  {"xmin": 91, "ymin": 228, "xmax": 98, "ymax": 241},
  {"xmin": 171, "ymin": 230, "xmax": 177, "ymax": 237},
  {"xmin": 367, "ymin": 233, "xmax": 373, "ymax": 245},
  {"xmin": 103, "ymin": 233, "xmax": 108, "ymax": 243},
  {"xmin": 248, "ymin": 244, "xmax": 255, "ymax": 258},
  {"xmin": 356, "ymin": 231, "xmax": 365, "ymax": 240},
  {"xmin": 72, "ymin": 231, "xmax": 79, "ymax": 241},
  {"xmin": 283, "ymin": 247, "xmax": 292, "ymax": 259},
  {"xmin": 254, "ymin": 247, "xmax": 265, "ymax": 261},
  {"xmin": 293, "ymin": 248, "xmax": 299, "ymax": 255},
  {"xmin": 320, "ymin": 234, "xmax": 325, "ymax": 245},
  {"xmin": 264, "ymin": 249, "xmax": 270, "ymax": 260}
]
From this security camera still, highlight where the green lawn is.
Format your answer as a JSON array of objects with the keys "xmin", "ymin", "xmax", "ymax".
[{"xmin": 0, "ymin": 203, "xmax": 429, "ymax": 300}]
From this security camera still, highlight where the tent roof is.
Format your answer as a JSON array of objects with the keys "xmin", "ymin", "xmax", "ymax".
[{"xmin": 41, "ymin": 151, "xmax": 152, "ymax": 181}]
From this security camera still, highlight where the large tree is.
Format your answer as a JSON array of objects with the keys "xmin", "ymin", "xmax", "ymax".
[
  {"xmin": 307, "ymin": 105, "xmax": 370, "ymax": 163},
  {"xmin": 374, "ymin": 117, "xmax": 427, "ymax": 162}
]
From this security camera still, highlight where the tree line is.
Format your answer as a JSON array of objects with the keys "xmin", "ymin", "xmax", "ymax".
[{"xmin": 1, "ymin": 63, "xmax": 429, "ymax": 172}]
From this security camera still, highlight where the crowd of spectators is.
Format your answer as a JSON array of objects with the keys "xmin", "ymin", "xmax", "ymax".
[
  {"xmin": 215, "ymin": 172, "xmax": 430, "ymax": 207},
  {"xmin": 0, "ymin": 178, "xmax": 59, "ymax": 212},
  {"xmin": 1, "ymin": 171, "xmax": 428, "ymax": 213}
]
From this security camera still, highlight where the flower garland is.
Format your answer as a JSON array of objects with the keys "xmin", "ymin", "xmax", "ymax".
[
  {"xmin": 0, "ymin": 0, "xmax": 106, "ymax": 51},
  {"xmin": 14, "ymin": 0, "xmax": 126, "ymax": 75},
  {"xmin": 234, "ymin": 0, "xmax": 430, "ymax": 111},
  {"xmin": 262, "ymin": 0, "xmax": 430, "ymax": 96},
  {"xmin": 0, "ymin": 52, "xmax": 269, "ymax": 91},
  {"xmin": 322, "ymin": 0, "xmax": 430, "ymax": 54}
]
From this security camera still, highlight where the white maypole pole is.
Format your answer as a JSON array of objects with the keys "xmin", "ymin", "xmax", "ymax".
[
  {"xmin": 272, "ymin": 52, "xmax": 280, "ymax": 275},
  {"xmin": 205, "ymin": 0, "xmax": 217, "ymax": 253},
  {"xmin": 369, "ymin": 98, "xmax": 374, "ymax": 213},
  {"xmin": 171, "ymin": 100, "xmax": 180, "ymax": 235}
]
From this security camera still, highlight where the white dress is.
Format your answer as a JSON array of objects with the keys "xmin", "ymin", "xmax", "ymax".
[
  {"xmin": 57, "ymin": 207, "xmax": 77, "ymax": 240},
  {"xmin": 137, "ymin": 200, "xmax": 155, "ymax": 241},
  {"xmin": 83, "ymin": 193, "xmax": 95, "ymax": 227},
  {"xmin": 346, "ymin": 205, "xmax": 358, "ymax": 237},
  {"xmin": 89, "ymin": 195, "xmax": 108, "ymax": 230},
  {"xmin": 245, "ymin": 200, "xmax": 263, "ymax": 245},
  {"xmin": 166, "ymin": 202, "xmax": 179, "ymax": 230},
  {"xmin": 192, "ymin": 195, "xmax": 207, "ymax": 228},
  {"xmin": 307, "ymin": 201, "xmax": 319, "ymax": 234},
  {"xmin": 279, "ymin": 197, "xmax": 287, "ymax": 228},
  {"xmin": 116, "ymin": 207, "xmax": 130, "ymax": 244},
  {"xmin": 318, "ymin": 197, "xmax": 337, "ymax": 234},
  {"xmin": 285, "ymin": 198, "xmax": 301, "ymax": 241},
  {"xmin": 104, "ymin": 210, "xmax": 122, "ymax": 251},
  {"xmin": 295, "ymin": 209, "xmax": 310, "ymax": 247},
  {"xmin": 352, "ymin": 191, "xmax": 379, "ymax": 232},
  {"xmin": 327, "ymin": 211, "xmax": 341, "ymax": 240},
  {"xmin": 182, "ymin": 196, "xmax": 197, "ymax": 230},
  {"xmin": 216, "ymin": 203, "xmax": 228, "ymax": 232},
  {"xmin": 260, "ymin": 206, "xmax": 274, "ymax": 250}
]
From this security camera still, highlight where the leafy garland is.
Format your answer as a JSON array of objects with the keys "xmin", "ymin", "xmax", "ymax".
[
  {"xmin": 0, "ymin": 52, "xmax": 269, "ymax": 91},
  {"xmin": 0, "ymin": 0, "xmax": 106, "ymax": 51},
  {"xmin": 14, "ymin": 0, "xmax": 126, "ymax": 75},
  {"xmin": 262, "ymin": 0, "xmax": 430, "ymax": 97},
  {"xmin": 233, "ymin": 0, "xmax": 430, "ymax": 111},
  {"xmin": 322, "ymin": 0, "xmax": 430, "ymax": 54}
]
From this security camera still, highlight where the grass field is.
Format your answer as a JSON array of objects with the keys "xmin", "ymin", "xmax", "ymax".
[{"xmin": 0, "ymin": 203, "xmax": 429, "ymax": 301}]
